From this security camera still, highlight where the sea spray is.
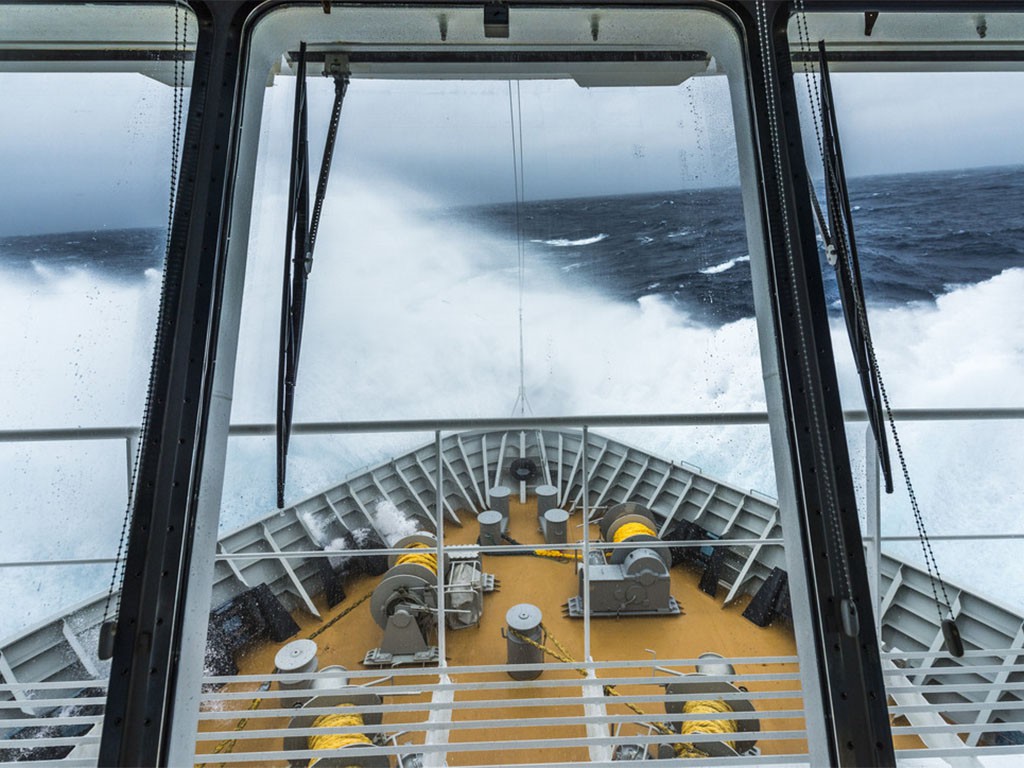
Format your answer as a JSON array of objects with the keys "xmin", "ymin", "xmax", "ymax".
[
  {"xmin": 2, "ymin": 169, "xmax": 1023, "ymax": 639},
  {"xmin": 324, "ymin": 499, "xmax": 426, "ymax": 575},
  {"xmin": 369, "ymin": 499, "xmax": 425, "ymax": 546}
]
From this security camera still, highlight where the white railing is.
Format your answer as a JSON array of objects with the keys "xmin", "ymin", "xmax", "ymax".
[{"xmin": 2, "ymin": 407, "xmax": 1023, "ymax": 766}]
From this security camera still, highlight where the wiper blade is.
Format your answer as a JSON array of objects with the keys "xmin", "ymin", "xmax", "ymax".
[
  {"xmin": 814, "ymin": 40, "xmax": 894, "ymax": 494},
  {"xmin": 277, "ymin": 43, "xmax": 349, "ymax": 508}
]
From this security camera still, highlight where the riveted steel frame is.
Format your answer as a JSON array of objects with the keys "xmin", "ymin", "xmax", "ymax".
[
  {"xmin": 76, "ymin": 0, "xmax": 1024, "ymax": 765},
  {"xmin": 96, "ymin": 2, "xmax": 258, "ymax": 765},
  {"xmin": 733, "ymin": 1, "xmax": 894, "ymax": 765}
]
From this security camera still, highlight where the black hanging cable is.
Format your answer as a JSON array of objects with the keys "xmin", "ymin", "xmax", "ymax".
[
  {"xmin": 754, "ymin": 1, "xmax": 863, "ymax": 640},
  {"xmin": 276, "ymin": 44, "xmax": 350, "ymax": 508},
  {"xmin": 794, "ymin": 17, "xmax": 961, "ymax": 655},
  {"xmin": 99, "ymin": 2, "xmax": 187, "ymax": 660}
]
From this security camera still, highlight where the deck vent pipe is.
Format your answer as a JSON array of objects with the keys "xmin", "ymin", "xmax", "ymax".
[
  {"xmin": 274, "ymin": 638, "xmax": 319, "ymax": 707},
  {"xmin": 504, "ymin": 603, "xmax": 544, "ymax": 680}
]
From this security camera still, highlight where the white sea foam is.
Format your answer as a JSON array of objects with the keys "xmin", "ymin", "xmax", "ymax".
[
  {"xmin": 2, "ymin": 177, "xmax": 1023, "ymax": 638},
  {"xmin": 532, "ymin": 233, "xmax": 608, "ymax": 247},
  {"xmin": 370, "ymin": 499, "xmax": 422, "ymax": 546},
  {"xmin": 699, "ymin": 254, "xmax": 750, "ymax": 275}
]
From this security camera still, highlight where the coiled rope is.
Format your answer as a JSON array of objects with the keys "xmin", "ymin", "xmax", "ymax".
[
  {"xmin": 612, "ymin": 522, "xmax": 656, "ymax": 543},
  {"xmin": 673, "ymin": 699, "xmax": 738, "ymax": 758},
  {"xmin": 200, "ymin": 590, "xmax": 375, "ymax": 765},
  {"xmin": 395, "ymin": 541, "xmax": 438, "ymax": 574},
  {"xmin": 306, "ymin": 704, "xmax": 372, "ymax": 767}
]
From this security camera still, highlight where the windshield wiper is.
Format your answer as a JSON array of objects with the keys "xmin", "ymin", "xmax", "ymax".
[
  {"xmin": 277, "ymin": 43, "xmax": 349, "ymax": 508},
  {"xmin": 811, "ymin": 40, "xmax": 894, "ymax": 494}
]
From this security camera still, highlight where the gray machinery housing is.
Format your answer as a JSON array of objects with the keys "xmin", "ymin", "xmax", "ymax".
[
  {"xmin": 364, "ymin": 535, "xmax": 496, "ymax": 666},
  {"xmin": 446, "ymin": 548, "xmax": 497, "ymax": 630},
  {"xmin": 567, "ymin": 502, "xmax": 680, "ymax": 618}
]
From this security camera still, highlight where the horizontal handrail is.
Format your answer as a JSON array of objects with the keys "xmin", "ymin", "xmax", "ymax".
[
  {"xmin": 201, "ymin": 729, "xmax": 811, "ymax": 762},
  {"xmin": 203, "ymin": 654, "xmax": 800, "ymax": 684},
  {"xmin": 3, "ymin": 406, "xmax": 1022, "ymax": 443},
  {"xmin": 195, "ymin": 709, "xmax": 799, "ymax": 742}
]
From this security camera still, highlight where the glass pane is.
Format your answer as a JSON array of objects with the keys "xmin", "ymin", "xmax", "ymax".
[
  {"xmin": 203, "ymin": 7, "xmax": 808, "ymax": 767},
  {"xmin": 793, "ymin": 36, "xmax": 1024, "ymax": 759},
  {"xmin": 0, "ymin": 4, "xmax": 195, "ymax": 762}
]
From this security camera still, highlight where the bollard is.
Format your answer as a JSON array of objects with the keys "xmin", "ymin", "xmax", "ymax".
[
  {"xmin": 535, "ymin": 484, "xmax": 559, "ymax": 530},
  {"xmin": 505, "ymin": 603, "xmax": 544, "ymax": 680},
  {"xmin": 695, "ymin": 651, "xmax": 736, "ymax": 677},
  {"xmin": 543, "ymin": 508, "xmax": 569, "ymax": 545},
  {"xmin": 310, "ymin": 664, "xmax": 349, "ymax": 693},
  {"xmin": 477, "ymin": 509, "xmax": 504, "ymax": 546},
  {"xmin": 490, "ymin": 485, "xmax": 511, "ymax": 531},
  {"xmin": 274, "ymin": 638, "xmax": 319, "ymax": 708}
]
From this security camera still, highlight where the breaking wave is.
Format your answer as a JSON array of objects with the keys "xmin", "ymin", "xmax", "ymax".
[
  {"xmin": 699, "ymin": 254, "xmax": 750, "ymax": 275},
  {"xmin": 532, "ymin": 233, "xmax": 609, "ymax": 247},
  {"xmin": 2, "ymin": 175, "xmax": 1023, "ymax": 636}
]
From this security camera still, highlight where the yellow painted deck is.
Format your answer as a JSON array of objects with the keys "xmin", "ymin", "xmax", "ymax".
[{"xmin": 194, "ymin": 492, "xmax": 916, "ymax": 764}]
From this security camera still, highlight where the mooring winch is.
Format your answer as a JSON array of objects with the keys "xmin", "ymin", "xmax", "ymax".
[
  {"xmin": 283, "ymin": 690, "xmax": 391, "ymax": 768},
  {"xmin": 363, "ymin": 534, "xmax": 496, "ymax": 666},
  {"xmin": 363, "ymin": 533, "xmax": 444, "ymax": 666},
  {"xmin": 662, "ymin": 673, "xmax": 760, "ymax": 758},
  {"xmin": 612, "ymin": 652, "xmax": 759, "ymax": 761},
  {"xmin": 566, "ymin": 502, "xmax": 680, "ymax": 618}
]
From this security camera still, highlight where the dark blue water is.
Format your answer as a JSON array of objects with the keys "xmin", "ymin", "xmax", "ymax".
[
  {"xmin": 0, "ymin": 227, "xmax": 164, "ymax": 277},
  {"xmin": 467, "ymin": 164, "xmax": 1024, "ymax": 324},
  {"xmin": 3, "ymin": 165, "xmax": 1022, "ymax": 326}
]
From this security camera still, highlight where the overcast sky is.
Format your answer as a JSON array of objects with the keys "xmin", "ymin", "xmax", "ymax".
[{"xmin": 1, "ymin": 69, "xmax": 1023, "ymax": 237}]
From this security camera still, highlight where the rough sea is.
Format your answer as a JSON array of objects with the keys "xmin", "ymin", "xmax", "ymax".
[{"xmin": 2, "ymin": 164, "xmax": 1023, "ymax": 636}]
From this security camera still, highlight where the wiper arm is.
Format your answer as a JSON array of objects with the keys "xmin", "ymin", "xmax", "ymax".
[{"xmin": 277, "ymin": 43, "xmax": 350, "ymax": 508}]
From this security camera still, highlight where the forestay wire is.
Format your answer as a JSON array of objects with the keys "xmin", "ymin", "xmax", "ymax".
[
  {"xmin": 793, "ymin": 2, "xmax": 960, "ymax": 653},
  {"xmin": 508, "ymin": 80, "xmax": 532, "ymax": 416}
]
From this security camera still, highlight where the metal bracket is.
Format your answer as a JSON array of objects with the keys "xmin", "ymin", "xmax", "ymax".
[{"xmin": 324, "ymin": 53, "xmax": 349, "ymax": 78}]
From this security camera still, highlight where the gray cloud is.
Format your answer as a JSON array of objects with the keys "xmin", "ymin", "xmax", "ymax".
[{"xmin": 2, "ymin": 68, "xmax": 1023, "ymax": 237}]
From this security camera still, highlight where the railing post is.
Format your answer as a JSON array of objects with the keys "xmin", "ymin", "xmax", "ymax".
[
  {"xmin": 582, "ymin": 424, "xmax": 591, "ymax": 662},
  {"xmin": 435, "ymin": 429, "xmax": 446, "ymax": 668},
  {"xmin": 124, "ymin": 435, "xmax": 134, "ymax": 502}
]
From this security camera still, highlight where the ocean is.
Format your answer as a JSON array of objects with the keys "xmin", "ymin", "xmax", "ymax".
[{"xmin": 2, "ymin": 164, "xmax": 1023, "ymax": 636}]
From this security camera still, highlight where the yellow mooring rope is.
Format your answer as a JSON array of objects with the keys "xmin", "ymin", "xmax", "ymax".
[
  {"xmin": 532, "ymin": 548, "xmax": 582, "ymax": 561},
  {"xmin": 395, "ymin": 541, "xmax": 438, "ymax": 574},
  {"xmin": 507, "ymin": 622, "xmax": 741, "ymax": 758},
  {"xmin": 306, "ymin": 704, "xmax": 372, "ymax": 767},
  {"xmin": 674, "ymin": 698, "xmax": 738, "ymax": 758},
  {"xmin": 612, "ymin": 521, "xmax": 657, "ymax": 543},
  {"xmin": 507, "ymin": 622, "xmax": 677, "ymax": 737}
]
